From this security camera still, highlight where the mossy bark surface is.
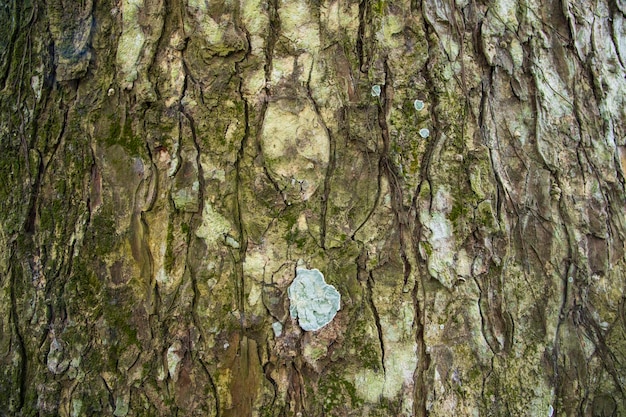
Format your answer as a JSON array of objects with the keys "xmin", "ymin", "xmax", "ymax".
[{"xmin": 1, "ymin": 0, "xmax": 626, "ymax": 416}]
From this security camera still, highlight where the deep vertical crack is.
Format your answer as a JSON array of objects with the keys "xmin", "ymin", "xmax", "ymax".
[
  {"xmin": 0, "ymin": 0, "xmax": 19, "ymax": 90},
  {"xmin": 410, "ymin": 264, "xmax": 429, "ymax": 417},
  {"xmin": 255, "ymin": 0, "xmax": 288, "ymax": 206},
  {"xmin": 356, "ymin": 0, "xmax": 368, "ymax": 73},
  {"xmin": 233, "ymin": 32, "xmax": 251, "ymax": 332},
  {"xmin": 199, "ymin": 358, "xmax": 221, "ymax": 416},
  {"xmin": 305, "ymin": 65, "xmax": 335, "ymax": 249}
]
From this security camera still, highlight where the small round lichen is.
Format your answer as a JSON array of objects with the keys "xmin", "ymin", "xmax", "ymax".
[
  {"xmin": 419, "ymin": 128, "xmax": 430, "ymax": 138},
  {"xmin": 413, "ymin": 99, "xmax": 424, "ymax": 111},
  {"xmin": 371, "ymin": 85, "xmax": 381, "ymax": 97}
]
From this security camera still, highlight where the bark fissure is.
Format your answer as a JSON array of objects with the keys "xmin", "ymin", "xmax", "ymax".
[
  {"xmin": 234, "ymin": 38, "xmax": 251, "ymax": 332},
  {"xmin": 306, "ymin": 66, "xmax": 335, "ymax": 250},
  {"xmin": 356, "ymin": 0, "xmax": 368, "ymax": 73}
]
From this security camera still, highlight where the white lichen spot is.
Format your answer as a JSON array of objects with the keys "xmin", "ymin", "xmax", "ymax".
[
  {"xmin": 242, "ymin": 251, "xmax": 267, "ymax": 282},
  {"xmin": 297, "ymin": 213, "xmax": 308, "ymax": 231},
  {"xmin": 242, "ymin": 0, "xmax": 269, "ymax": 35},
  {"xmin": 167, "ymin": 141, "xmax": 180, "ymax": 177},
  {"xmin": 166, "ymin": 341, "xmax": 183, "ymax": 381},
  {"xmin": 413, "ymin": 99, "xmax": 425, "ymax": 111},
  {"xmin": 419, "ymin": 128, "xmax": 430, "ymax": 138},
  {"xmin": 247, "ymin": 283, "xmax": 262, "ymax": 306},
  {"xmin": 155, "ymin": 268, "xmax": 169, "ymax": 284},
  {"xmin": 382, "ymin": 343, "xmax": 418, "ymax": 400},
  {"xmin": 71, "ymin": 399, "xmax": 83, "ymax": 417},
  {"xmin": 31, "ymin": 75, "xmax": 42, "ymax": 102},
  {"xmin": 288, "ymin": 268, "xmax": 340, "ymax": 331},
  {"xmin": 171, "ymin": 183, "xmax": 199, "ymax": 212},
  {"xmin": 225, "ymin": 236, "xmax": 240, "ymax": 249},
  {"xmin": 419, "ymin": 187, "xmax": 457, "ymax": 288},
  {"xmin": 371, "ymin": 84, "xmax": 382, "ymax": 97},
  {"xmin": 47, "ymin": 338, "xmax": 70, "ymax": 375},
  {"xmin": 113, "ymin": 396, "xmax": 130, "ymax": 417},
  {"xmin": 156, "ymin": 363, "xmax": 166, "ymax": 381},
  {"xmin": 510, "ymin": 38, "xmax": 524, "ymax": 69},
  {"xmin": 272, "ymin": 322, "xmax": 283, "ymax": 337},
  {"xmin": 454, "ymin": 248, "xmax": 473, "ymax": 277}
]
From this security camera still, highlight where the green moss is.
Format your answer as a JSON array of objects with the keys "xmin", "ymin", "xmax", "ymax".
[
  {"xmin": 448, "ymin": 200, "xmax": 468, "ymax": 223},
  {"xmin": 318, "ymin": 371, "xmax": 364, "ymax": 413},
  {"xmin": 103, "ymin": 114, "xmax": 145, "ymax": 155},
  {"xmin": 476, "ymin": 200, "xmax": 497, "ymax": 230},
  {"xmin": 421, "ymin": 241, "xmax": 433, "ymax": 257},
  {"xmin": 372, "ymin": 0, "xmax": 386, "ymax": 16},
  {"xmin": 68, "ymin": 259, "xmax": 103, "ymax": 313},
  {"xmin": 286, "ymin": 230, "xmax": 308, "ymax": 249},
  {"xmin": 282, "ymin": 206, "xmax": 309, "ymax": 249},
  {"xmin": 89, "ymin": 209, "xmax": 120, "ymax": 255},
  {"xmin": 108, "ymin": 115, "xmax": 121, "ymax": 141},
  {"xmin": 100, "ymin": 289, "xmax": 140, "ymax": 370},
  {"xmin": 342, "ymin": 316, "xmax": 381, "ymax": 371}
]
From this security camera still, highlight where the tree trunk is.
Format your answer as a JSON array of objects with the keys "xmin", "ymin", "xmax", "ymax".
[{"xmin": 1, "ymin": 0, "xmax": 626, "ymax": 415}]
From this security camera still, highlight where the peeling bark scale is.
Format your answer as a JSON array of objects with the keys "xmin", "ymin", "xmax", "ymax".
[{"xmin": 1, "ymin": 0, "xmax": 625, "ymax": 416}]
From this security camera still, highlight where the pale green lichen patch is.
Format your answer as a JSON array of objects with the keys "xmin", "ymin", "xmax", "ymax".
[
  {"xmin": 375, "ymin": 13, "xmax": 404, "ymax": 49},
  {"xmin": 261, "ymin": 101, "xmax": 330, "ymax": 201},
  {"xmin": 241, "ymin": 0, "xmax": 269, "ymax": 36},
  {"xmin": 116, "ymin": 0, "xmax": 145, "ymax": 89},
  {"xmin": 279, "ymin": 0, "xmax": 320, "ymax": 53},
  {"xmin": 171, "ymin": 181, "xmax": 199, "ymax": 212},
  {"xmin": 354, "ymin": 369, "xmax": 385, "ymax": 403},
  {"xmin": 195, "ymin": 201, "xmax": 231, "ymax": 246},
  {"xmin": 320, "ymin": 1, "xmax": 360, "ymax": 37}
]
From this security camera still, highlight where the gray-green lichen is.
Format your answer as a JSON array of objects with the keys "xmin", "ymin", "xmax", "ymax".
[{"xmin": 288, "ymin": 268, "xmax": 341, "ymax": 332}]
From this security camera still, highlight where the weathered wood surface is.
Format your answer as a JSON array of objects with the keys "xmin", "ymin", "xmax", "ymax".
[{"xmin": 1, "ymin": 0, "xmax": 625, "ymax": 415}]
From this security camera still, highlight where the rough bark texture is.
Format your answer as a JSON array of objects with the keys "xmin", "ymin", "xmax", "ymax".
[{"xmin": 1, "ymin": 0, "xmax": 626, "ymax": 416}]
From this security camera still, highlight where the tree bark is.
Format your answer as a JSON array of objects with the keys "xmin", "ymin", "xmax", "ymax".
[{"xmin": 1, "ymin": 0, "xmax": 625, "ymax": 415}]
